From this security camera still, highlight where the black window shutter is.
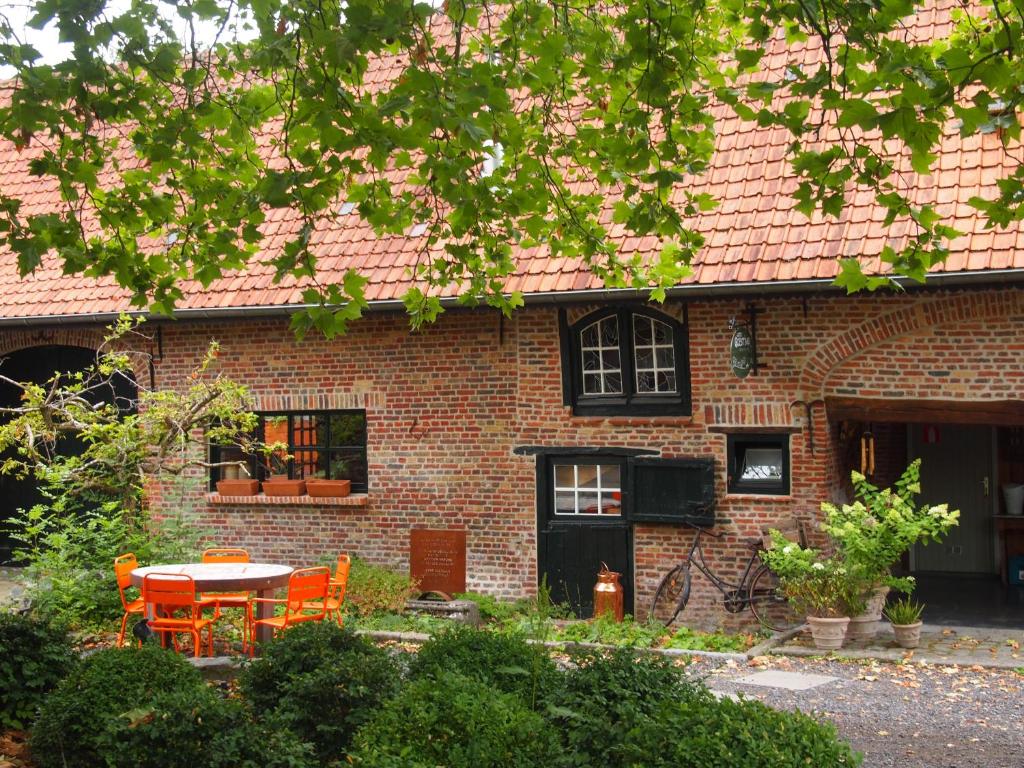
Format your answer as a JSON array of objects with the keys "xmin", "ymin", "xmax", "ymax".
[{"xmin": 626, "ymin": 457, "xmax": 715, "ymax": 525}]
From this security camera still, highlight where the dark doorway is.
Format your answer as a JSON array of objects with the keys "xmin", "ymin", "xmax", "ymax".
[
  {"xmin": 536, "ymin": 455, "xmax": 633, "ymax": 617},
  {"xmin": 0, "ymin": 345, "xmax": 137, "ymax": 564}
]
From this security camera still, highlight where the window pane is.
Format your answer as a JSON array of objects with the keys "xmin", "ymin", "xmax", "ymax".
[
  {"xmin": 555, "ymin": 490, "xmax": 576, "ymax": 514},
  {"xmin": 741, "ymin": 448, "xmax": 784, "ymax": 481},
  {"xmin": 599, "ymin": 465, "xmax": 621, "ymax": 489},
  {"xmin": 578, "ymin": 492, "xmax": 600, "ymax": 514},
  {"xmin": 656, "ymin": 347, "xmax": 675, "ymax": 369},
  {"xmin": 292, "ymin": 414, "xmax": 323, "ymax": 447},
  {"xmin": 633, "ymin": 316, "xmax": 652, "ymax": 344},
  {"xmin": 554, "ymin": 464, "xmax": 575, "ymax": 488},
  {"xmin": 583, "ymin": 373, "xmax": 602, "ymax": 394},
  {"xmin": 583, "ymin": 350, "xmax": 601, "ymax": 371},
  {"xmin": 600, "ymin": 317, "xmax": 618, "ymax": 346},
  {"xmin": 578, "ymin": 465, "xmax": 600, "ymax": 488},
  {"xmin": 581, "ymin": 323, "xmax": 599, "ymax": 348},
  {"xmin": 329, "ymin": 413, "xmax": 366, "ymax": 446},
  {"xmin": 602, "ymin": 349, "xmax": 620, "ymax": 369},
  {"xmin": 657, "ymin": 372, "xmax": 676, "ymax": 392},
  {"xmin": 328, "ymin": 447, "xmax": 368, "ymax": 485},
  {"xmin": 636, "ymin": 371, "xmax": 655, "ymax": 392},
  {"xmin": 600, "ymin": 493, "xmax": 622, "ymax": 515},
  {"xmin": 603, "ymin": 373, "xmax": 622, "ymax": 393},
  {"xmin": 653, "ymin": 319, "xmax": 673, "ymax": 345},
  {"xmin": 292, "ymin": 449, "xmax": 320, "ymax": 479},
  {"xmin": 635, "ymin": 348, "xmax": 653, "ymax": 370}
]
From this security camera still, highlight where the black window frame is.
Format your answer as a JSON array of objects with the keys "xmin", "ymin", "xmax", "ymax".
[
  {"xmin": 210, "ymin": 409, "xmax": 368, "ymax": 493},
  {"xmin": 562, "ymin": 306, "xmax": 691, "ymax": 417},
  {"xmin": 726, "ymin": 433, "xmax": 790, "ymax": 496}
]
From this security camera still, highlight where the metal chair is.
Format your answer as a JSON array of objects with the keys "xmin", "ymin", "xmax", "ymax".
[
  {"xmin": 142, "ymin": 573, "xmax": 216, "ymax": 657},
  {"xmin": 200, "ymin": 547, "xmax": 252, "ymax": 651},
  {"xmin": 114, "ymin": 553, "xmax": 145, "ymax": 648},
  {"xmin": 247, "ymin": 566, "xmax": 330, "ymax": 654},
  {"xmin": 325, "ymin": 554, "xmax": 351, "ymax": 626}
]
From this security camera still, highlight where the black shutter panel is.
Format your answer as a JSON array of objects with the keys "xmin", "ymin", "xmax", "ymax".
[{"xmin": 626, "ymin": 457, "xmax": 715, "ymax": 525}]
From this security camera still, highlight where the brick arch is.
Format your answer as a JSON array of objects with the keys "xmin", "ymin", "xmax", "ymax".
[
  {"xmin": 797, "ymin": 289, "xmax": 1024, "ymax": 400},
  {"xmin": 0, "ymin": 325, "xmax": 150, "ymax": 391}
]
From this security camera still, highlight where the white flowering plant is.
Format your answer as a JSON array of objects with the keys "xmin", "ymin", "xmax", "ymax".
[
  {"xmin": 821, "ymin": 460, "xmax": 960, "ymax": 596},
  {"xmin": 760, "ymin": 534, "xmax": 864, "ymax": 619}
]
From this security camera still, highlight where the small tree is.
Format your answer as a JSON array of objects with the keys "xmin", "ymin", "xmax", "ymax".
[{"xmin": 0, "ymin": 316, "xmax": 263, "ymax": 628}]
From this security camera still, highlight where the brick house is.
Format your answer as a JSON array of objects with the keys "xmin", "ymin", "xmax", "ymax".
[{"xmin": 1, "ymin": 8, "xmax": 1022, "ymax": 627}]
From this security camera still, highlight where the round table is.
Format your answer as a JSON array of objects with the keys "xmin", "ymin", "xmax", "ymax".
[{"xmin": 131, "ymin": 563, "xmax": 294, "ymax": 650}]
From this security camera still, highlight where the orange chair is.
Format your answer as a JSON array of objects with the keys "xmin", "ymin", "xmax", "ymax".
[
  {"xmin": 142, "ymin": 573, "xmax": 216, "ymax": 657},
  {"xmin": 114, "ymin": 553, "xmax": 145, "ymax": 647},
  {"xmin": 199, "ymin": 547, "xmax": 252, "ymax": 650},
  {"xmin": 325, "ymin": 554, "xmax": 351, "ymax": 626},
  {"xmin": 247, "ymin": 567, "xmax": 331, "ymax": 654}
]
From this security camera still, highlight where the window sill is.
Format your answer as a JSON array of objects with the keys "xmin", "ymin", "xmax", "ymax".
[
  {"xmin": 206, "ymin": 492, "xmax": 369, "ymax": 507},
  {"xmin": 725, "ymin": 493, "xmax": 793, "ymax": 501}
]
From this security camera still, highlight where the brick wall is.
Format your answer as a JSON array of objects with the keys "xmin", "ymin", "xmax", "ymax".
[{"xmin": 3, "ymin": 285, "xmax": 1022, "ymax": 628}]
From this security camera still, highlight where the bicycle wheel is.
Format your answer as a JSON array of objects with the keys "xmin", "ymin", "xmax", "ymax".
[
  {"xmin": 649, "ymin": 564, "xmax": 691, "ymax": 626},
  {"xmin": 748, "ymin": 564, "xmax": 803, "ymax": 633}
]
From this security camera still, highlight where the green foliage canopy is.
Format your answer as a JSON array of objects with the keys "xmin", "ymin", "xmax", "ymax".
[{"xmin": 0, "ymin": 0, "xmax": 1020, "ymax": 335}]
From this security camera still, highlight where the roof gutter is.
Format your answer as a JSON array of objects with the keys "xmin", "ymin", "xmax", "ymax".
[{"xmin": 0, "ymin": 268, "xmax": 1022, "ymax": 328}]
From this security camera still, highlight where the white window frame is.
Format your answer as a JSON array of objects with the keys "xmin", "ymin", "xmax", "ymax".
[{"xmin": 553, "ymin": 463, "xmax": 622, "ymax": 516}]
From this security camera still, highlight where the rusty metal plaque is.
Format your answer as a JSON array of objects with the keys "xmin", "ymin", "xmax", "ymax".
[{"xmin": 410, "ymin": 528, "xmax": 467, "ymax": 596}]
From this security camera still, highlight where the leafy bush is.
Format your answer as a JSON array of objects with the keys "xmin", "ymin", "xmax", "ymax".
[
  {"xmin": 408, "ymin": 625, "xmax": 561, "ymax": 707},
  {"xmin": 455, "ymin": 591, "xmax": 539, "ymax": 625},
  {"xmin": 350, "ymin": 672, "xmax": 566, "ymax": 768},
  {"xmin": 617, "ymin": 688, "xmax": 861, "ymax": 767},
  {"xmin": 12, "ymin": 502, "xmax": 205, "ymax": 630},
  {"xmin": 30, "ymin": 645, "xmax": 202, "ymax": 768},
  {"xmin": 105, "ymin": 685, "xmax": 316, "ymax": 768},
  {"xmin": 239, "ymin": 622, "xmax": 401, "ymax": 763},
  {"xmin": 664, "ymin": 626, "xmax": 754, "ymax": 653},
  {"xmin": 0, "ymin": 612, "xmax": 76, "ymax": 729},
  {"xmin": 556, "ymin": 614, "xmax": 668, "ymax": 647},
  {"xmin": 545, "ymin": 648, "xmax": 691, "ymax": 766},
  {"xmin": 343, "ymin": 556, "xmax": 419, "ymax": 616}
]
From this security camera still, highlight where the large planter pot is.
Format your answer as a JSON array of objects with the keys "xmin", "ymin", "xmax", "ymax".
[
  {"xmin": 1002, "ymin": 484, "xmax": 1024, "ymax": 516},
  {"xmin": 806, "ymin": 616, "xmax": 850, "ymax": 650},
  {"xmin": 262, "ymin": 479, "xmax": 307, "ymax": 497},
  {"xmin": 216, "ymin": 479, "xmax": 260, "ymax": 496},
  {"xmin": 892, "ymin": 621, "xmax": 923, "ymax": 649},
  {"xmin": 306, "ymin": 479, "xmax": 351, "ymax": 498},
  {"xmin": 847, "ymin": 585, "xmax": 891, "ymax": 642}
]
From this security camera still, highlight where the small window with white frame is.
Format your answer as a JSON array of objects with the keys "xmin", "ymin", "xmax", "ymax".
[{"xmin": 553, "ymin": 463, "xmax": 622, "ymax": 515}]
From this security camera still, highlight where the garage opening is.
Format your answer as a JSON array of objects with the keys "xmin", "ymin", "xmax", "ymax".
[
  {"xmin": 828, "ymin": 398, "xmax": 1024, "ymax": 629},
  {"xmin": 0, "ymin": 345, "xmax": 138, "ymax": 565}
]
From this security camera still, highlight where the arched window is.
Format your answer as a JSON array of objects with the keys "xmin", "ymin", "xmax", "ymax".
[{"xmin": 563, "ymin": 307, "xmax": 691, "ymax": 416}]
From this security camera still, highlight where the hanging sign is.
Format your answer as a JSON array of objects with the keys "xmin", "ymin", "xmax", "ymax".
[{"xmin": 730, "ymin": 324, "xmax": 754, "ymax": 379}]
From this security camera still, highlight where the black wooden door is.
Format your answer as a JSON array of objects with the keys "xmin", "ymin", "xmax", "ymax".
[{"xmin": 537, "ymin": 455, "xmax": 633, "ymax": 618}]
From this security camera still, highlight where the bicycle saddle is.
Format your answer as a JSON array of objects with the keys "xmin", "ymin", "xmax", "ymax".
[{"xmin": 743, "ymin": 537, "xmax": 764, "ymax": 552}]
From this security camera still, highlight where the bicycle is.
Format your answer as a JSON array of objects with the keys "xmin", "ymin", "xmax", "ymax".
[{"xmin": 648, "ymin": 520, "xmax": 804, "ymax": 632}]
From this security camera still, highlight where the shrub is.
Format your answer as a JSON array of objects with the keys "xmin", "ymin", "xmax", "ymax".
[
  {"xmin": 556, "ymin": 614, "xmax": 668, "ymax": 647},
  {"xmin": 664, "ymin": 626, "xmax": 754, "ymax": 653},
  {"xmin": 545, "ymin": 648, "xmax": 691, "ymax": 766},
  {"xmin": 30, "ymin": 645, "xmax": 202, "ymax": 768},
  {"xmin": 617, "ymin": 687, "xmax": 862, "ymax": 767},
  {"xmin": 0, "ymin": 612, "xmax": 76, "ymax": 729},
  {"xmin": 408, "ymin": 625, "xmax": 561, "ymax": 707},
  {"xmin": 239, "ymin": 622, "xmax": 401, "ymax": 763},
  {"xmin": 343, "ymin": 556, "xmax": 419, "ymax": 616},
  {"xmin": 350, "ymin": 672, "xmax": 566, "ymax": 768},
  {"xmin": 105, "ymin": 686, "xmax": 316, "ymax": 768}
]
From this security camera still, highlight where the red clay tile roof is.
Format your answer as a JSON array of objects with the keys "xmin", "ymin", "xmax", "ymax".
[{"xmin": 0, "ymin": 0, "xmax": 1021, "ymax": 320}]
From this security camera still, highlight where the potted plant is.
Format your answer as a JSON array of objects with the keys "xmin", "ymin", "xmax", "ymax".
[
  {"xmin": 821, "ymin": 461, "xmax": 959, "ymax": 641},
  {"xmin": 884, "ymin": 597, "xmax": 924, "ymax": 649},
  {"xmin": 260, "ymin": 441, "xmax": 305, "ymax": 496},
  {"xmin": 305, "ymin": 460, "xmax": 351, "ymax": 498},
  {"xmin": 761, "ymin": 534, "xmax": 862, "ymax": 650}
]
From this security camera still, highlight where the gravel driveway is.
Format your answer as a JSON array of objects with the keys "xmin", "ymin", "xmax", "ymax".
[{"xmin": 685, "ymin": 655, "xmax": 1024, "ymax": 768}]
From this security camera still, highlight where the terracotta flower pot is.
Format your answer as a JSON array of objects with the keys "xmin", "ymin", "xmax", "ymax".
[
  {"xmin": 216, "ymin": 479, "xmax": 260, "ymax": 496},
  {"xmin": 806, "ymin": 616, "xmax": 850, "ymax": 650},
  {"xmin": 892, "ymin": 621, "xmax": 923, "ymax": 649},
  {"xmin": 261, "ymin": 479, "xmax": 306, "ymax": 496},
  {"xmin": 847, "ymin": 586, "xmax": 891, "ymax": 642},
  {"xmin": 306, "ymin": 479, "xmax": 351, "ymax": 498}
]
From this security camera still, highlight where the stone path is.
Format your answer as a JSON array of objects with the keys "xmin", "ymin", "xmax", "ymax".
[
  {"xmin": 697, "ymin": 654, "xmax": 1024, "ymax": 768},
  {"xmin": 772, "ymin": 623, "xmax": 1023, "ymax": 669}
]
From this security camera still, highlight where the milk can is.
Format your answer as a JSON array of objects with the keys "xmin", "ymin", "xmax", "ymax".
[{"xmin": 593, "ymin": 563, "xmax": 624, "ymax": 622}]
